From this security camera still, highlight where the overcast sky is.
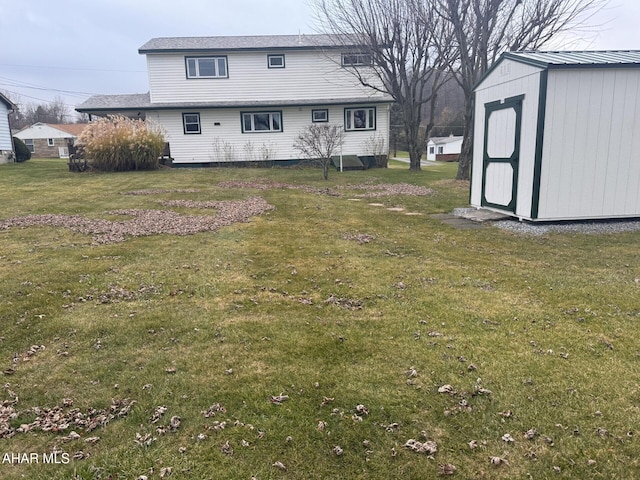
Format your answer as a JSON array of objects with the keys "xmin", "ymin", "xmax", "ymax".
[{"xmin": 1, "ymin": 0, "xmax": 638, "ymax": 118}]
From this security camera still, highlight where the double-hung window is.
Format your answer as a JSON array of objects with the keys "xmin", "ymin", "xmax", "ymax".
[
  {"xmin": 24, "ymin": 139, "xmax": 35, "ymax": 152},
  {"xmin": 186, "ymin": 56, "xmax": 228, "ymax": 79},
  {"xmin": 183, "ymin": 113, "xmax": 201, "ymax": 134},
  {"xmin": 241, "ymin": 111, "xmax": 282, "ymax": 133},
  {"xmin": 345, "ymin": 107, "xmax": 376, "ymax": 131}
]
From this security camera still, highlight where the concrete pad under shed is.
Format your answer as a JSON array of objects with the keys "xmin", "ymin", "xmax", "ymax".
[{"xmin": 451, "ymin": 208, "xmax": 510, "ymax": 223}]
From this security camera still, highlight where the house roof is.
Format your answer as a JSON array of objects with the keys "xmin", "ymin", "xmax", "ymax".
[
  {"xmin": 76, "ymin": 92, "xmax": 393, "ymax": 113},
  {"xmin": 503, "ymin": 50, "xmax": 640, "ymax": 69},
  {"xmin": 428, "ymin": 135, "xmax": 463, "ymax": 145},
  {"xmin": 0, "ymin": 92, "xmax": 16, "ymax": 110},
  {"xmin": 139, "ymin": 34, "xmax": 363, "ymax": 54},
  {"xmin": 48, "ymin": 123, "xmax": 89, "ymax": 136}
]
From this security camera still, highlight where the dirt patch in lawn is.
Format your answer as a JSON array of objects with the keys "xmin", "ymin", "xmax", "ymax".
[{"xmin": 0, "ymin": 197, "xmax": 274, "ymax": 244}]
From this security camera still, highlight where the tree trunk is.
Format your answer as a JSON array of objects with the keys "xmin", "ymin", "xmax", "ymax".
[{"xmin": 456, "ymin": 93, "xmax": 474, "ymax": 180}]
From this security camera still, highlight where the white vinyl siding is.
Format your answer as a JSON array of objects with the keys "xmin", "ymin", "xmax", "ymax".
[
  {"xmin": 147, "ymin": 50, "xmax": 386, "ymax": 104},
  {"xmin": 0, "ymin": 103, "xmax": 12, "ymax": 151},
  {"xmin": 148, "ymin": 103, "xmax": 389, "ymax": 164}
]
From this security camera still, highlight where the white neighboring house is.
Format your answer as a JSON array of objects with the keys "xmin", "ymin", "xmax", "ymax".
[
  {"xmin": 0, "ymin": 93, "xmax": 17, "ymax": 164},
  {"xmin": 77, "ymin": 34, "xmax": 394, "ymax": 167},
  {"xmin": 471, "ymin": 50, "xmax": 640, "ymax": 221},
  {"xmin": 426, "ymin": 134, "xmax": 463, "ymax": 161},
  {"xmin": 14, "ymin": 123, "xmax": 88, "ymax": 158}
]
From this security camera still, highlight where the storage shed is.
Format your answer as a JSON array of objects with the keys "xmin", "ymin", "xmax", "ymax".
[{"xmin": 471, "ymin": 50, "xmax": 640, "ymax": 221}]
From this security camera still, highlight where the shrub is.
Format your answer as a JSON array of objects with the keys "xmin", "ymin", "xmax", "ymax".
[
  {"xmin": 78, "ymin": 115, "xmax": 165, "ymax": 172},
  {"xmin": 13, "ymin": 137, "xmax": 31, "ymax": 162}
]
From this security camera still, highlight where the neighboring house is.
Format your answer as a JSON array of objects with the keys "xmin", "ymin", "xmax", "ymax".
[
  {"xmin": 426, "ymin": 134, "xmax": 463, "ymax": 161},
  {"xmin": 0, "ymin": 93, "xmax": 17, "ymax": 164},
  {"xmin": 13, "ymin": 123, "xmax": 88, "ymax": 159},
  {"xmin": 77, "ymin": 34, "xmax": 393, "ymax": 167},
  {"xmin": 471, "ymin": 50, "xmax": 640, "ymax": 222}
]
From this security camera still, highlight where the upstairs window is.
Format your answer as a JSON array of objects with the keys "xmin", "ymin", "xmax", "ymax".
[
  {"xmin": 241, "ymin": 111, "xmax": 282, "ymax": 133},
  {"xmin": 342, "ymin": 53, "xmax": 372, "ymax": 67},
  {"xmin": 345, "ymin": 107, "xmax": 376, "ymax": 131},
  {"xmin": 183, "ymin": 113, "xmax": 201, "ymax": 134},
  {"xmin": 267, "ymin": 54, "xmax": 285, "ymax": 68},
  {"xmin": 186, "ymin": 56, "xmax": 228, "ymax": 79}
]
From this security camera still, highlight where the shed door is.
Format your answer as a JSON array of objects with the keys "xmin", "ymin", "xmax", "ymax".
[{"xmin": 481, "ymin": 95, "xmax": 524, "ymax": 213}]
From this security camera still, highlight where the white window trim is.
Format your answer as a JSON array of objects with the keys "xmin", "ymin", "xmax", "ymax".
[
  {"xmin": 47, "ymin": 138, "xmax": 55, "ymax": 147},
  {"xmin": 183, "ymin": 113, "xmax": 201, "ymax": 134},
  {"xmin": 241, "ymin": 111, "xmax": 283, "ymax": 133},
  {"xmin": 342, "ymin": 53, "xmax": 372, "ymax": 67},
  {"xmin": 312, "ymin": 109, "xmax": 329, "ymax": 123},
  {"xmin": 267, "ymin": 54, "xmax": 285, "ymax": 68},
  {"xmin": 24, "ymin": 139, "xmax": 35, "ymax": 152},
  {"xmin": 186, "ymin": 56, "xmax": 228, "ymax": 79},
  {"xmin": 428, "ymin": 146, "xmax": 435, "ymax": 154},
  {"xmin": 344, "ymin": 107, "xmax": 376, "ymax": 131}
]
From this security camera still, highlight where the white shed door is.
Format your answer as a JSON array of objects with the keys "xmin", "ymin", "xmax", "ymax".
[{"xmin": 481, "ymin": 95, "xmax": 523, "ymax": 213}]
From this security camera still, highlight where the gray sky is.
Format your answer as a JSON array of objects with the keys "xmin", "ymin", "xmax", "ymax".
[{"xmin": 0, "ymin": 0, "xmax": 638, "ymax": 118}]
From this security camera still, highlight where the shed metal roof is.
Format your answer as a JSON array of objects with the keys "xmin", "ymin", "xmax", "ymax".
[
  {"xmin": 139, "ymin": 34, "xmax": 360, "ymax": 54},
  {"xmin": 503, "ymin": 50, "xmax": 640, "ymax": 69}
]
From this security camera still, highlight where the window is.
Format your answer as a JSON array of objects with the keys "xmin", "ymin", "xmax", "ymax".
[
  {"xmin": 183, "ymin": 113, "xmax": 201, "ymax": 134},
  {"xmin": 437, "ymin": 146, "xmax": 444, "ymax": 154},
  {"xmin": 241, "ymin": 111, "xmax": 282, "ymax": 133},
  {"xmin": 428, "ymin": 146, "xmax": 435, "ymax": 155},
  {"xmin": 186, "ymin": 56, "xmax": 228, "ymax": 78},
  {"xmin": 47, "ymin": 138, "xmax": 55, "ymax": 147},
  {"xmin": 24, "ymin": 139, "xmax": 35, "ymax": 152},
  {"xmin": 267, "ymin": 54, "xmax": 285, "ymax": 68},
  {"xmin": 342, "ymin": 53, "xmax": 372, "ymax": 67},
  {"xmin": 344, "ymin": 107, "xmax": 376, "ymax": 131},
  {"xmin": 312, "ymin": 109, "xmax": 328, "ymax": 123}
]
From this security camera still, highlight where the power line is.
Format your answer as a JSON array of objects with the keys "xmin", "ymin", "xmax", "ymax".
[
  {"xmin": 0, "ymin": 76, "xmax": 98, "ymax": 98},
  {"xmin": 0, "ymin": 63, "xmax": 146, "ymax": 74}
]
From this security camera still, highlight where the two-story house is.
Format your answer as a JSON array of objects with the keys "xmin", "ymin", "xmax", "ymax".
[{"xmin": 77, "ymin": 34, "xmax": 393, "ymax": 167}]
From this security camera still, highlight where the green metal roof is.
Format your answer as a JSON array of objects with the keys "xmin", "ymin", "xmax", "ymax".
[{"xmin": 503, "ymin": 50, "xmax": 640, "ymax": 69}]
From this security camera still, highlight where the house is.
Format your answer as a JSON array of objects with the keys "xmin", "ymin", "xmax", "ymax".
[
  {"xmin": 471, "ymin": 50, "xmax": 640, "ymax": 222},
  {"xmin": 13, "ymin": 123, "xmax": 88, "ymax": 158},
  {"xmin": 76, "ymin": 34, "xmax": 393, "ymax": 167},
  {"xmin": 0, "ymin": 93, "xmax": 16, "ymax": 164},
  {"xmin": 426, "ymin": 134, "xmax": 463, "ymax": 161}
]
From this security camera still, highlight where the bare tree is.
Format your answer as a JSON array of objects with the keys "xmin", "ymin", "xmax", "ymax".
[
  {"xmin": 431, "ymin": 0, "xmax": 607, "ymax": 180},
  {"xmin": 293, "ymin": 124, "xmax": 345, "ymax": 180},
  {"xmin": 313, "ymin": 0, "xmax": 454, "ymax": 171}
]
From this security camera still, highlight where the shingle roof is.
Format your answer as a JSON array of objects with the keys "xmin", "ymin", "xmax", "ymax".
[
  {"xmin": 0, "ymin": 92, "xmax": 16, "ymax": 110},
  {"xmin": 49, "ymin": 123, "xmax": 89, "ymax": 136},
  {"xmin": 76, "ymin": 92, "xmax": 393, "ymax": 113},
  {"xmin": 139, "ymin": 34, "xmax": 361, "ymax": 53},
  {"xmin": 504, "ymin": 50, "xmax": 640, "ymax": 69}
]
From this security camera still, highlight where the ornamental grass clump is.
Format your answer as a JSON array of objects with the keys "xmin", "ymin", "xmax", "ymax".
[{"xmin": 78, "ymin": 115, "xmax": 165, "ymax": 171}]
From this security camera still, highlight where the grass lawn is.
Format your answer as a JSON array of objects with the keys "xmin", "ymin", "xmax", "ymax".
[{"xmin": 0, "ymin": 159, "xmax": 639, "ymax": 479}]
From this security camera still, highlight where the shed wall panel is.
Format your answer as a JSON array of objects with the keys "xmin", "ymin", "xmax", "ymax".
[
  {"xmin": 471, "ymin": 59, "xmax": 543, "ymax": 217},
  {"xmin": 539, "ymin": 69, "xmax": 640, "ymax": 219},
  {"xmin": 149, "ymin": 104, "xmax": 389, "ymax": 164}
]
